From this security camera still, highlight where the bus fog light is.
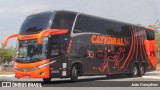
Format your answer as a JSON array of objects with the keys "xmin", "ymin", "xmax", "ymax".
[{"xmin": 39, "ymin": 72, "xmax": 44, "ymax": 75}]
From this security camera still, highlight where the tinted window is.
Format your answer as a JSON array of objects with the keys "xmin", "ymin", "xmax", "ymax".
[
  {"xmin": 74, "ymin": 15, "xmax": 131, "ymax": 37},
  {"xmin": 19, "ymin": 12, "xmax": 53, "ymax": 34},
  {"xmin": 49, "ymin": 36, "xmax": 60, "ymax": 57},
  {"xmin": 146, "ymin": 30, "xmax": 155, "ymax": 40},
  {"xmin": 52, "ymin": 12, "xmax": 76, "ymax": 31},
  {"xmin": 74, "ymin": 15, "xmax": 96, "ymax": 33},
  {"xmin": 93, "ymin": 18, "xmax": 109, "ymax": 34}
]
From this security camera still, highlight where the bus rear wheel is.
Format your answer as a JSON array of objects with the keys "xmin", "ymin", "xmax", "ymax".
[
  {"xmin": 132, "ymin": 65, "xmax": 138, "ymax": 77},
  {"xmin": 138, "ymin": 65, "xmax": 145, "ymax": 77},
  {"xmin": 70, "ymin": 65, "xmax": 78, "ymax": 81},
  {"xmin": 43, "ymin": 78, "xmax": 51, "ymax": 83}
]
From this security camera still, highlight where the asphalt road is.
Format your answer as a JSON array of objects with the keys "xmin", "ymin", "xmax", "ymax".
[
  {"xmin": 0, "ymin": 71, "xmax": 160, "ymax": 87},
  {"xmin": 0, "ymin": 72, "xmax": 160, "ymax": 90}
]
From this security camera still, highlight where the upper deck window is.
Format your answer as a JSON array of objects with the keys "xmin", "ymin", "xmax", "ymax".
[
  {"xmin": 51, "ymin": 12, "xmax": 76, "ymax": 31},
  {"xmin": 19, "ymin": 12, "xmax": 54, "ymax": 35},
  {"xmin": 74, "ymin": 14, "xmax": 131, "ymax": 37},
  {"xmin": 146, "ymin": 29, "xmax": 155, "ymax": 40}
]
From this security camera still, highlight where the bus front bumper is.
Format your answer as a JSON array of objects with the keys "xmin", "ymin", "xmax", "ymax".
[
  {"xmin": 14, "ymin": 66, "xmax": 49, "ymax": 78},
  {"xmin": 14, "ymin": 59, "xmax": 50, "ymax": 78}
]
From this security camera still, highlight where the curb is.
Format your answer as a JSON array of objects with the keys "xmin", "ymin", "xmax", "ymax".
[
  {"xmin": 142, "ymin": 76, "xmax": 160, "ymax": 79},
  {"xmin": 146, "ymin": 71, "xmax": 160, "ymax": 74},
  {"xmin": 0, "ymin": 74, "xmax": 15, "ymax": 77}
]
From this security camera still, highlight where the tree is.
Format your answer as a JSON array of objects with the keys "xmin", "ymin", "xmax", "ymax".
[
  {"xmin": 0, "ymin": 47, "xmax": 16, "ymax": 64},
  {"xmin": 155, "ymin": 30, "xmax": 160, "ymax": 64}
]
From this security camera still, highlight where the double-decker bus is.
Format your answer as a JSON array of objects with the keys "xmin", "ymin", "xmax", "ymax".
[{"xmin": 4, "ymin": 10, "xmax": 157, "ymax": 82}]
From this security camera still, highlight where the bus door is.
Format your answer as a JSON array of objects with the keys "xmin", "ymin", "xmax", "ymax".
[
  {"xmin": 49, "ymin": 36, "xmax": 60, "ymax": 57},
  {"xmin": 49, "ymin": 35, "xmax": 71, "ymax": 77},
  {"xmin": 49, "ymin": 35, "xmax": 67, "ymax": 77}
]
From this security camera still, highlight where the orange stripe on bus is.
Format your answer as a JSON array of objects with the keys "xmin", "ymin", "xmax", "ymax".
[
  {"xmin": 4, "ymin": 34, "xmax": 19, "ymax": 47},
  {"xmin": 18, "ymin": 34, "xmax": 39, "ymax": 40}
]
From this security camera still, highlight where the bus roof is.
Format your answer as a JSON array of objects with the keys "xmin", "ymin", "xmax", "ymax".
[{"xmin": 26, "ymin": 10, "xmax": 148, "ymax": 30}]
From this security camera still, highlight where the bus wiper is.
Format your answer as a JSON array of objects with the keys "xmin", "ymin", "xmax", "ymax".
[{"xmin": 17, "ymin": 57, "xmax": 25, "ymax": 60}]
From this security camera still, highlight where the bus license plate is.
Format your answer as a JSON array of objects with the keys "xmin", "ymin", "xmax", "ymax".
[{"xmin": 24, "ymin": 75, "xmax": 30, "ymax": 78}]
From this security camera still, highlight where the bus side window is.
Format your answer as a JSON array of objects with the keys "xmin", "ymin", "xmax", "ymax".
[
  {"xmin": 74, "ymin": 15, "xmax": 95, "ymax": 33},
  {"xmin": 52, "ymin": 12, "xmax": 76, "ymax": 30},
  {"xmin": 50, "ymin": 43, "xmax": 60, "ymax": 57}
]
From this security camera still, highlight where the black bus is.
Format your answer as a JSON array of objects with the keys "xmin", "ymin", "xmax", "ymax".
[{"xmin": 4, "ymin": 10, "xmax": 157, "ymax": 82}]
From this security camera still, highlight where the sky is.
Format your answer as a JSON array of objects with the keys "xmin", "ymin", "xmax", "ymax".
[{"xmin": 0, "ymin": 0, "xmax": 160, "ymax": 47}]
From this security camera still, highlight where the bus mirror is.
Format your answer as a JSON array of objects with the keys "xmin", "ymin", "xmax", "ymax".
[
  {"xmin": 38, "ymin": 29, "xmax": 68, "ymax": 44},
  {"xmin": 4, "ymin": 34, "xmax": 19, "ymax": 47}
]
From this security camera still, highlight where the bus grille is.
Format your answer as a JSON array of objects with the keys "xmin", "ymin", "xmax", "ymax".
[{"xmin": 16, "ymin": 67, "xmax": 37, "ymax": 72}]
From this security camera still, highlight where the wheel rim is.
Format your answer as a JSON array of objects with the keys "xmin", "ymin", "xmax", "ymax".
[
  {"xmin": 133, "ymin": 66, "xmax": 137, "ymax": 76},
  {"xmin": 75, "ymin": 68, "xmax": 78, "ymax": 76},
  {"xmin": 140, "ymin": 66, "xmax": 144, "ymax": 74}
]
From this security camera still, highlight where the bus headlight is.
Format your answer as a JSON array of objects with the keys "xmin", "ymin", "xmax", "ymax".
[
  {"xmin": 36, "ymin": 60, "xmax": 56, "ymax": 69},
  {"xmin": 36, "ymin": 63, "xmax": 49, "ymax": 69}
]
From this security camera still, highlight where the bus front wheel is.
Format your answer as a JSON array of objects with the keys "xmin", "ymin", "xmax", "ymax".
[{"xmin": 70, "ymin": 65, "xmax": 78, "ymax": 81}]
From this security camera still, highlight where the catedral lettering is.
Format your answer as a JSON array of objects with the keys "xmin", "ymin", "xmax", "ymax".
[
  {"xmin": 4, "ymin": 10, "xmax": 156, "ymax": 82},
  {"xmin": 91, "ymin": 35, "xmax": 125, "ymax": 45}
]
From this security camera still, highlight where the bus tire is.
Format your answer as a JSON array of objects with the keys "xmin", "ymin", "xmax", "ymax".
[
  {"xmin": 43, "ymin": 78, "xmax": 51, "ymax": 83},
  {"xmin": 70, "ymin": 65, "xmax": 78, "ymax": 81},
  {"xmin": 138, "ymin": 65, "xmax": 145, "ymax": 77},
  {"xmin": 132, "ymin": 64, "xmax": 138, "ymax": 77}
]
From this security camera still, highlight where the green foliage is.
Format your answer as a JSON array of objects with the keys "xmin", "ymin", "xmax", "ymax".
[
  {"xmin": 0, "ymin": 47, "xmax": 16, "ymax": 64},
  {"xmin": 154, "ymin": 27, "xmax": 160, "ymax": 64}
]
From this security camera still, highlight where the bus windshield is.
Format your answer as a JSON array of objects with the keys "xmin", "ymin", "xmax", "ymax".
[
  {"xmin": 19, "ymin": 12, "xmax": 54, "ymax": 35},
  {"xmin": 17, "ymin": 37, "xmax": 48, "ymax": 62}
]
